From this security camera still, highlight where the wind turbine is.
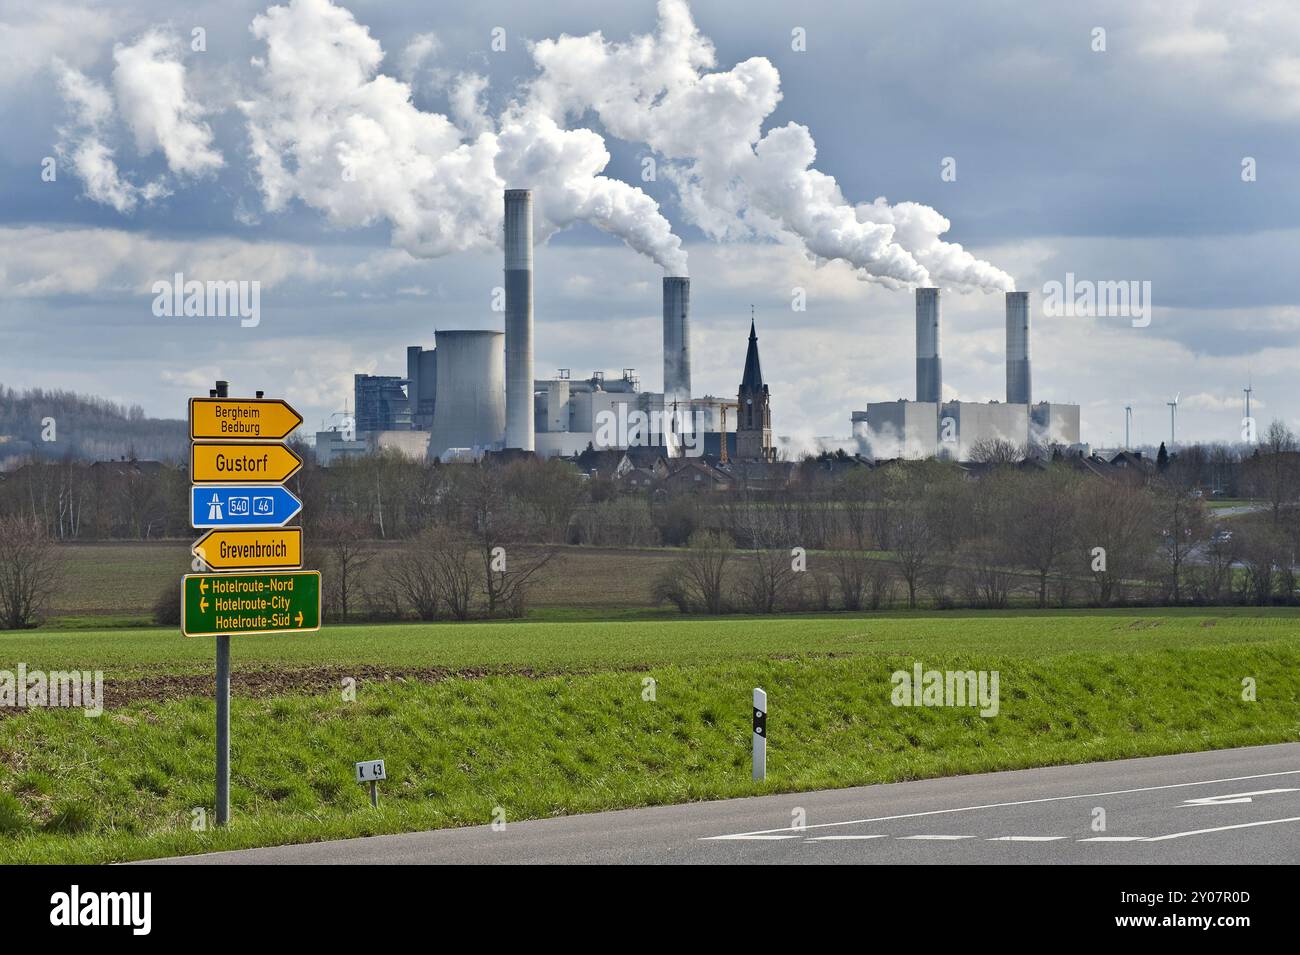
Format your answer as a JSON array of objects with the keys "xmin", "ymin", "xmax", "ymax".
[
  {"xmin": 1166, "ymin": 392, "xmax": 1179, "ymax": 448},
  {"xmin": 1244, "ymin": 381, "xmax": 1254, "ymax": 444}
]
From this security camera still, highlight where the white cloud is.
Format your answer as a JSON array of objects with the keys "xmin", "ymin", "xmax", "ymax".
[
  {"xmin": 52, "ymin": 59, "xmax": 169, "ymax": 214},
  {"xmin": 112, "ymin": 29, "xmax": 223, "ymax": 177},
  {"xmin": 0, "ymin": 226, "xmax": 322, "ymax": 297}
]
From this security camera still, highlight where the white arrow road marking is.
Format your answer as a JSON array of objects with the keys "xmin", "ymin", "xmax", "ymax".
[
  {"xmin": 1181, "ymin": 788, "xmax": 1298, "ymax": 806},
  {"xmin": 699, "ymin": 768, "xmax": 1300, "ymax": 840},
  {"xmin": 1144, "ymin": 815, "xmax": 1300, "ymax": 842}
]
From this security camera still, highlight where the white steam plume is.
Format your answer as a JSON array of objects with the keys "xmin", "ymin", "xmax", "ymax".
[
  {"xmin": 527, "ymin": 0, "xmax": 1014, "ymax": 291},
  {"xmin": 240, "ymin": 0, "xmax": 687, "ymax": 273}
]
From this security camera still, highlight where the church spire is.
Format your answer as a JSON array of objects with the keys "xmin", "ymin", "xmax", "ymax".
[{"xmin": 741, "ymin": 307, "xmax": 764, "ymax": 392}]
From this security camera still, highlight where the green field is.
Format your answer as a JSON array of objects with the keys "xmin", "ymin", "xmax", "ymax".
[{"xmin": 1, "ymin": 609, "xmax": 1298, "ymax": 863}]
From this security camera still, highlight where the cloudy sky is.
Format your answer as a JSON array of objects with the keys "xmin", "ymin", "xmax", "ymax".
[{"xmin": 1, "ymin": 0, "xmax": 1297, "ymax": 448}]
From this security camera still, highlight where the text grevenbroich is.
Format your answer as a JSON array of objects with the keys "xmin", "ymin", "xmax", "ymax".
[{"xmin": 219, "ymin": 539, "xmax": 288, "ymax": 559}]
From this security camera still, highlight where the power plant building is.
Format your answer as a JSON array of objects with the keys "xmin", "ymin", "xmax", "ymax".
[
  {"xmin": 353, "ymin": 375, "xmax": 411, "ymax": 433},
  {"xmin": 330, "ymin": 189, "xmax": 755, "ymax": 465},
  {"xmin": 429, "ymin": 329, "xmax": 507, "ymax": 458},
  {"xmin": 853, "ymin": 288, "xmax": 1080, "ymax": 461}
]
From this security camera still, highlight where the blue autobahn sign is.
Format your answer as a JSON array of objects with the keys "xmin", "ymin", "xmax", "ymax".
[{"xmin": 190, "ymin": 484, "xmax": 303, "ymax": 528}]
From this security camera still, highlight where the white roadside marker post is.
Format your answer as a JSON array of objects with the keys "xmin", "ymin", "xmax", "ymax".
[
  {"xmin": 752, "ymin": 687, "xmax": 767, "ymax": 782},
  {"xmin": 356, "ymin": 759, "xmax": 386, "ymax": 808}
]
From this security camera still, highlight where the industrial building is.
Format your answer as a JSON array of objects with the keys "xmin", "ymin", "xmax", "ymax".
[
  {"xmin": 852, "ymin": 288, "xmax": 1081, "ymax": 461},
  {"xmin": 353, "ymin": 374, "xmax": 411, "ymax": 433},
  {"xmin": 317, "ymin": 188, "xmax": 736, "ymax": 466}
]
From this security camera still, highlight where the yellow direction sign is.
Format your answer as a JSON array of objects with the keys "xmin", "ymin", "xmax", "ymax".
[
  {"xmin": 192, "ymin": 527, "xmax": 303, "ymax": 571},
  {"xmin": 190, "ymin": 398, "xmax": 303, "ymax": 441},
  {"xmin": 191, "ymin": 442, "xmax": 303, "ymax": 484}
]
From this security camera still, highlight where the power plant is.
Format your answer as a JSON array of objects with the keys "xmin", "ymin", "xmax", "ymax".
[
  {"xmin": 852, "ymin": 287, "xmax": 1081, "ymax": 460},
  {"xmin": 330, "ymin": 188, "xmax": 1084, "ymax": 467},
  {"xmin": 334, "ymin": 188, "xmax": 734, "ymax": 463}
]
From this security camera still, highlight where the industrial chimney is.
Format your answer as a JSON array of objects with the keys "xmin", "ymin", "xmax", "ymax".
[
  {"xmin": 663, "ymin": 276, "xmax": 691, "ymax": 406},
  {"xmin": 503, "ymin": 189, "xmax": 534, "ymax": 450},
  {"xmin": 1005, "ymin": 291, "xmax": 1031, "ymax": 405},
  {"xmin": 915, "ymin": 287, "xmax": 942, "ymax": 404}
]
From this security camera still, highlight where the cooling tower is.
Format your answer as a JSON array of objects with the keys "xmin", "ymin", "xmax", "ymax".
[
  {"xmin": 1005, "ymin": 291, "xmax": 1031, "ymax": 405},
  {"xmin": 504, "ymin": 189, "xmax": 534, "ymax": 450},
  {"xmin": 663, "ymin": 276, "xmax": 691, "ymax": 404},
  {"xmin": 915, "ymin": 287, "xmax": 942, "ymax": 404},
  {"xmin": 429, "ymin": 330, "xmax": 506, "ymax": 456}
]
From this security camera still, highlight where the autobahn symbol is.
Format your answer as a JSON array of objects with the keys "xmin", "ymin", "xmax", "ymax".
[
  {"xmin": 189, "ymin": 397, "xmax": 303, "ymax": 441},
  {"xmin": 191, "ymin": 442, "xmax": 303, "ymax": 484},
  {"xmin": 191, "ymin": 527, "xmax": 303, "ymax": 571},
  {"xmin": 182, "ymin": 571, "xmax": 320, "ymax": 637},
  {"xmin": 191, "ymin": 485, "xmax": 302, "ymax": 528}
]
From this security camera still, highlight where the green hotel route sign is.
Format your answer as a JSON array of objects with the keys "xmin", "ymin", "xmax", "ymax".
[{"xmin": 182, "ymin": 571, "xmax": 321, "ymax": 637}]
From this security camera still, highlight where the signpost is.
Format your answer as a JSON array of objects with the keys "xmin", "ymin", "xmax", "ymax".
[
  {"xmin": 182, "ymin": 571, "xmax": 320, "ymax": 637},
  {"xmin": 186, "ymin": 381, "xmax": 313, "ymax": 828},
  {"xmin": 189, "ymin": 397, "xmax": 303, "ymax": 441},
  {"xmin": 191, "ymin": 485, "xmax": 302, "ymax": 528},
  {"xmin": 191, "ymin": 527, "xmax": 303, "ymax": 571},
  {"xmin": 356, "ymin": 759, "xmax": 386, "ymax": 808},
  {"xmin": 191, "ymin": 442, "xmax": 303, "ymax": 484}
]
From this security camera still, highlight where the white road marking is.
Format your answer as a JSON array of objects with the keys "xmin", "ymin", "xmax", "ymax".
[
  {"xmin": 699, "ymin": 767, "xmax": 1300, "ymax": 840},
  {"xmin": 987, "ymin": 836, "xmax": 1065, "ymax": 841},
  {"xmin": 1078, "ymin": 836, "xmax": 1146, "ymax": 842},
  {"xmin": 707, "ymin": 834, "xmax": 801, "ymax": 841},
  {"xmin": 1144, "ymin": 815, "xmax": 1300, "ymax": 842},
  {"xmin": 806, "ymin": 835, "xmax": 888, "ymax": 841},
  {"xmin": 1181, "ymin": 788, "xmax": 1299, "ymax": 806},
  {"xmin": 899, "ymin": 834, "xmax": 971, "ymax": 840}
]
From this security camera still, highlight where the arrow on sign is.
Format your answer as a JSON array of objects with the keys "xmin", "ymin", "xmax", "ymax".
[
  {"xmin": 1182, "ymin": 788, "xmax": 1299, "ymax": 806},
  {"xmin": 190, "ymin": 397, "xmax": 303, "ymax": 441},
  {"xmin": 191, "ymin": 442, "xmax": 303, "ymax": 484}
]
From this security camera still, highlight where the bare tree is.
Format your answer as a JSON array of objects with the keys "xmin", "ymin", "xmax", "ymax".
[
  {"xmin": 314, "ymin": 514, "xmax": 376, "ymax": 621},
  {"xmin": 1009, "ymin": 466, "xmax": 1079, "ymax": 607},
  {"xmin": 1151, "ymin": 478, "xmax": 1210, "ymax": 603},
  {"xmin": 0, "ymin": 516, "xmax": 61, "ymax": 629},
  {"xmin": 653, "ymin": 530, "xmax": 734, "ymax": 614},
  {"xmin": 832, "ymin": 551, "xmax": 871, "ymax": 611},
  {"xmin": 968, "ymin": 437, "xmax": 1026, "ymax": 466},
  {"xmin": 1242, "ymin": 420, "xmax": 1300, "ymax": 526},
  {"xmin": 1073, "ymin": 481, "xmax": 1155, "ymax": 606}
]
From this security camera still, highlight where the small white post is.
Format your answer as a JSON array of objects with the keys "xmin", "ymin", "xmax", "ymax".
[{"xmin": 752, "ymin": 687, "xmax": 767, "ymax": 781}]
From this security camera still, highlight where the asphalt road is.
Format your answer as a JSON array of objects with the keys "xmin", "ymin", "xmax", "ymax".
[{"xmin": 146, "ymin": 742, "xmax": 1300, "ymax": 864}]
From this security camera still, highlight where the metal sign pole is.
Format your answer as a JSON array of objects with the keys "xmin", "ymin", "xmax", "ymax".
[
  {"xmin": 215, "ymin": 633, "xmax": 231, "ymax": 826},
  {"xmin": 213, "ymin": 379, "xmax": 232, "ymax": 828}
]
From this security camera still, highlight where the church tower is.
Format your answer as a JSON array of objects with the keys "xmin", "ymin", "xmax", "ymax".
[{"xmin": 736, "ymin": 315, "xmax": 775, "ymax": 462}]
